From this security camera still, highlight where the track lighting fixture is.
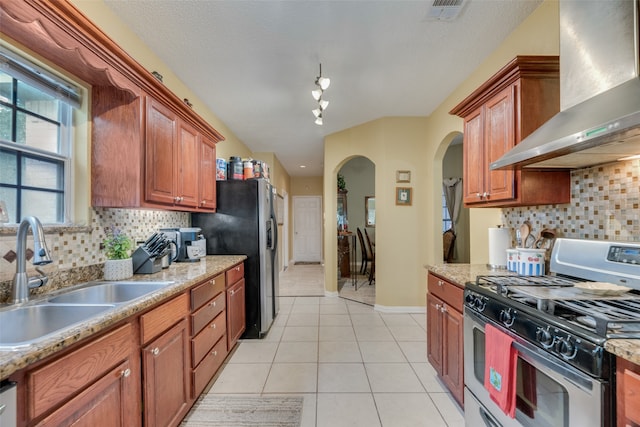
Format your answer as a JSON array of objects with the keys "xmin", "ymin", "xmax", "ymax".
[{"xmin": 311, "ymin": 63, "xmax": 330, "ymax": 125}]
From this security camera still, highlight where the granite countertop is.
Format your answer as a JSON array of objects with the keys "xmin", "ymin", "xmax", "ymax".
[
  {"xmin": 426, "ymin": 263, "xmax": 640, "ymax": 367},
  {"xmin": 0, "ymin": 255, "xmax": 246, "ymax": 380},
  {"xmin": 605, "ymin": 340, "xmax": 640, "ymax": 365},
  {"xmin": 426, "ymin": 263, "xmax": 515, "ymax": 287}
]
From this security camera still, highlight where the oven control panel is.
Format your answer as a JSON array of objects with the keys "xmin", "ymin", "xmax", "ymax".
[{"xmin": 607, "ymin": 246, "xmax": 640, "ymax": 265}]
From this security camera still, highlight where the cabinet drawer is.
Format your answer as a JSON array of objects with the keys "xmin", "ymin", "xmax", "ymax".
[
  {"xmin": 27, "ymin": 323, "xmax": 135, "ymax": 420},
  {"xmin": 140, "ymin": 293, "xmax": 189, "ymax": 344},
  {"xmin": 191, "ymin": 291, "xmax": 226, "ymax": 335},
  {"xmin": 226, "ymin": 263, "xmax": 244, "ymax": 286},
  {"xmin": 428, "ymin": 274, "xmax": 463, "ymax": 312},
  {"xmin": 623, "ymin": 366, "xmax": 640, "ymax": 424},
  {"xmin": 192, "ymin": 312, "xmax": 226, "ymax": 367},
  {"xmin": 191, "ymin": 273, "xmax": 225, "ymax": 310},
  {"xmin": 192, "ymin": 337, "xmax": 227, "ymax": 398}
]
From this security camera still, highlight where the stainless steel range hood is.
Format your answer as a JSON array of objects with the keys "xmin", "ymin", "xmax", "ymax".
[{"xmin": 491, "ymin": 0, "xmax": 640, "ymax": 170}]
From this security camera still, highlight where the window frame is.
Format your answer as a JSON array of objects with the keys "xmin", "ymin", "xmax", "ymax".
[{"xmin": 0, "ymin": 48, "xmax": 77, "ymax": 224}]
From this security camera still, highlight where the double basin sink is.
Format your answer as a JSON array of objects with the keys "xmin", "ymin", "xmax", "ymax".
[{"xmin": 0, "ymin": 281, "xmax": 173, "ymax": 350}]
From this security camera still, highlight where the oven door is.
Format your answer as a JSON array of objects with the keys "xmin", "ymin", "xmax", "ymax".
[{"xmin": 464, "ymin": 309, "xmax": 609, "ymax": 427}]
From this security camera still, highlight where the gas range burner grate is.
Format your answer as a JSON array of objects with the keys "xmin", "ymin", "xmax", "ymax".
[
  {"xmin": 476, "ymin": 274, "xmax": 579, "ymax": 288},
  {"xmin": 558, "ymin": 298, "xmax": 640, "ymax": 338},
  {"xmin": 475, "ymin": 275, "xmax": 640, "ymax": 339}
]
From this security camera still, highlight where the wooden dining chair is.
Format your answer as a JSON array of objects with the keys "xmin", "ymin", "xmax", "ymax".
[
  {"xmin": 357, "ymin": 228, "xmax": 372, "ymax": 275},
  {"xmin": 364, "ymin": 229, "xmax": 375, "ymax": 285}
]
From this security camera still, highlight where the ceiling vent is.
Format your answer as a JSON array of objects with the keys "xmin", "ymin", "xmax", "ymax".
[{"xmin": 426, "ymin": 0, "xmax": 466, "ymax": 21}]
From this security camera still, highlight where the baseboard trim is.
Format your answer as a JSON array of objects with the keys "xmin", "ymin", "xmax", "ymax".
[
  {"xmin": 373, "ymin": 305, "xmax": 426, "ymax": 314},
  {"xmin": 324, "ymin": 290, "xmax": 339, "ymax": 298}
]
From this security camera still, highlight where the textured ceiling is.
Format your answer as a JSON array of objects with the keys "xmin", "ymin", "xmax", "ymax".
[{"xmin": 104, "ymin": 0, "xmax": 543, "ymax": 177}]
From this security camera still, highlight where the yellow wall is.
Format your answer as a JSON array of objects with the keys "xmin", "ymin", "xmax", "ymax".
[
  {"xmin": 74, "ymin": 0, "xmax": 560, "ymax": 308},
  {"xmin": 324, "ymin": 1, "xmax": 559, "ymax": 308}
]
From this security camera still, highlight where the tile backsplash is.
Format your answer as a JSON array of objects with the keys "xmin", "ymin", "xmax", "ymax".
[
  {"xmin": 502, "ymin": 159, "xmax": 640, "ymax": 242},
  {"xmin": 0, "ymin": 208, "xmax": 190, "ymax": 286}
]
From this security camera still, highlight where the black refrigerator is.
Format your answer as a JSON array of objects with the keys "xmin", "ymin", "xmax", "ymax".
[{"xmin": 192, "ymin": 179, "xmax": 279, "ymax": 338}]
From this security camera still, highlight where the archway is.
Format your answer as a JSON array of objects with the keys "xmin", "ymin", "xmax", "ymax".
[
  {"xmin": 433, "ymin": 131, "xmax": 470, "ymax": 263},
  {"xmin": 335, "ymin": 156, "xmax": 376, "ymax": 305}
]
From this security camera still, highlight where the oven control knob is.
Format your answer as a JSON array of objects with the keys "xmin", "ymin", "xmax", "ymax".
[
  {"xmin": 474, "ymin": 297, "xmax": 486, "ymax": 312},
  {"xmin": 535, "ymin": 328, "xmax": 553, "ymax": 347},
  {"xmin": 555, "ymin": 338, "xmax": 576, "ymax": 359},
  {"xmin": 465, "ymin": 293, "xmax": 476, "ymax": 306},
  {"xmin": 499, "ymin": 309, "xmax": 516, "ymax": 327}
]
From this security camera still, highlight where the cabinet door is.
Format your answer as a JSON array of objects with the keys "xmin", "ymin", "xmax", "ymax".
[
  {"xmin": 484, "ymin": 86, "xmax": 515, "ymax": 203},
  {"xmin": 617, "ymin": 358, "xmax": 640, "ymax": 427},
  {"xmin": 462, "ymin": 106, "xmax": 485, "ymax": 205},
  {"xmin": 36, "ymin": 360, "xmax": 139, "ymax": 427},
  {"xmin": 175, "ymin": 121, "xmax": 200, "ymax": 208},
  {"xmin": 142, "ymin": 318, "xmax": 190, "ymax": 427},
  {"xmin": 145, "ymin": 98, "xmax": 177, "ymax": 205},
  {"xmin": 199, "ymin": 134, "xmax": 217, "ymax": 210},
  {"xmin": 226, "ymin": 278, "xmax": 246, "ymax": 350},
  {"xmin": 426, "ymin": 293, "xmax": 443, "ymax": 375},
  {"xmin": 442, "ymin": 305, "xmax": 464, "ymax": 407}
]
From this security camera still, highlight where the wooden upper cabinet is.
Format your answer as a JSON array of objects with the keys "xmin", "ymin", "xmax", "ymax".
[
  {"xmin": 175, "ymin": 121, "xmax": 200, "ymax": 208},
  {"xmin": 0, "ymin": 0, "xmax": 224, "ymax": 212},
  {"xmin": 146, "ymin": 98, "xmax": 178, "ymax": 206},
  {"xmin": 198, "ymin": 135, "xmax": 217, "ymax": 210},
  {"xmin": 451, "ymin": 56, "xmax": 570, "ymax": 208}
]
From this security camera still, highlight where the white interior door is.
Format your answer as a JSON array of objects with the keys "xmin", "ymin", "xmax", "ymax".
[{"xmin": 292, "ymin": 196, "xmax": 322, "ymax": 262}]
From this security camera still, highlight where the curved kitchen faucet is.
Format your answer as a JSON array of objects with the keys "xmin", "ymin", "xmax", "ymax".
[{"xmin": 11, "ymin": 216, "xmax": 52, "ymax": 304}]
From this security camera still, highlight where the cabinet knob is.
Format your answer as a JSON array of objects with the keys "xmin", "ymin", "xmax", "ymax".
[
  {"xmin": 211, "ymin": 279, "xmax": 216, "ymax": 285},
  {"xmin": 201, "ymin": 200, "xmax": 206, "ymax": 205},
  {"xmin": 435, "ymin": 303, "xmax": 440, "ymax": 310},
  {"xmin": 483, "ymin": 192, "xmax": 489, "ymax": 198},
  {"xmin": 211, "ymin": 350, "xmax": 217, "ymax": 357},
  {"xmin": 121, "ymin": 368, "xmax": 131, "ymax": 378},
  {"xmin": 230, "ymin": 289, "xmax": 235, "ymax": 296},
  {"xmin": 211, "ymin": 323, "xmax": 216, "ymax": 329},
  {"xmin": 441, "ymin": 305, "xmax": 447, "ymax": 313},
  {"xmin": 210, "ymin": 301, "xmax": 216, "ymax": 307},
  {"xmin": 476, "ymin": 193, "xmax": 482, "ymax": 198},
  {"xmin": 151, "ymin": 347, "xmax": 160, "ymax": 356},
  {"xmin": 438, "ymin": 280, "xmax": 443, "ymax": 286},
  {"xmin": 235, "ymin": 266, "xmax": 240, "ymax": 271}
]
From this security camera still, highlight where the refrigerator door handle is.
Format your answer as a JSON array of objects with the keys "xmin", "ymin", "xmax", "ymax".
[{"xmin": 267, "ymin": 217, "xmax": 276, "ymax": 250}]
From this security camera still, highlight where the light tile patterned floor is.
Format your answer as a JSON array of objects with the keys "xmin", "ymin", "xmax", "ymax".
[{"xmin": 191, "ymin": 298, "xmax": 464, "ymax": 425}]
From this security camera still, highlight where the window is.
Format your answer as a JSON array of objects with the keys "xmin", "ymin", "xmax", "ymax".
[{"xmin": 0, "ymin": 46, "xmax": 80, "ymax": 224}]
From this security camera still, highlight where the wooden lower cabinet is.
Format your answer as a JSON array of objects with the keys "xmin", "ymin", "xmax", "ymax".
[
  {"xmin": 426, "ymin": 273, "xmax": 464, "ymax": 407},
  {"xmin": 142, "ymin": 319, "xmax": 190, "ymax": 427},
  {"xmin": 15, "ymin": 323, "xmax": 140, "ymax": 427},
  {"xmin": 617, "ymin": 357, "xmax": 640, "ymax": 427},
  {"xmin": 11, "ymin": 267, "xmax": 246, "ymax": 427},
  {"xmin": 227, "ymin": 278, "xmax": 246, "ymax": 350}
]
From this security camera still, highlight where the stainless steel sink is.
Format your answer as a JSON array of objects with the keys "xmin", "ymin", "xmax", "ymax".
[
  {"xmin": 0, "ymin": 304, "xmax": 115, "ymax": 350},
  {"xmin": 47, "ymin": 281, "xmax": 173, "ymax": 305},
  {"xmin": 0, "ymin": 281, "xmax": 174, "ymax": 350}
]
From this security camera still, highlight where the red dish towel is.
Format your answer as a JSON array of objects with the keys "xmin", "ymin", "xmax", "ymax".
[{"xmin": 484, "ymin": 323, "xmax": 518, "ymax": 418}]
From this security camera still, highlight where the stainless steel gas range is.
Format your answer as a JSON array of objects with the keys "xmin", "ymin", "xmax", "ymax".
[{"xmin": 463, "ymin": 238, "xmax": 640, "ymax": 427}]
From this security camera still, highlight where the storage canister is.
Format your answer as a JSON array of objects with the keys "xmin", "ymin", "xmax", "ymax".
[
  {"xmin": 228, "ymin": 156, "xmax": 243, "ymax": 180},
  {"xmin": 517, "ymin": 248, "xmax": 545, "ymax": 276},
  {"xmin": 506, "ymin": 249, "xmax": 519, "ymax": 272},
  {"xmin": 243, "ymin": 160, "xmax": 254, "ymax": 180},
  {"xmin": 252, "ymin": 160, "xmax": 262, "ymax": 178},
  {"xmin": 216, "ymin": 158, "xmax": 227, "ymax": 180}
]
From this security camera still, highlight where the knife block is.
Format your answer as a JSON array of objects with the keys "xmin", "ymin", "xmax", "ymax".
[{"xmin": 132, "ymin": 246, "xmax": 162, "ymax": 274}]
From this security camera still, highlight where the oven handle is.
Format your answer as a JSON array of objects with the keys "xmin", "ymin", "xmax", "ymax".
[
  {"xmin": 479, "ymin": 404, "xmax": 503, "ymax": 427},
  {"xmin": 465, "ymin": 309, "xmax": 596, "ymax": 392}
]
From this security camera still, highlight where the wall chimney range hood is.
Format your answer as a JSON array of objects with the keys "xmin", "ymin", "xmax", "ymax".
[{"xmin": 491, "ymin": 0, "xmax": 640, "ymax": 170}]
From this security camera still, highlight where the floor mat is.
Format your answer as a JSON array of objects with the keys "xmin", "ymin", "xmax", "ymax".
[{"xmin": 181, "ymin": 395, "xmax": 303, "ymax": 427}]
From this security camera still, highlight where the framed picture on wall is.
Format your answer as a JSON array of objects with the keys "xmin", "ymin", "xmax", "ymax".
[
  {"xmin": 276, "ymin": 195, "xmax": 284, "ymax": 225},
  {"xmin": 396, "ymin": 187, "xmax": 412, "ymax": 206},
  {"xmin": 396, "ymin": 170, "xmax": 411, "ymax": 183}
]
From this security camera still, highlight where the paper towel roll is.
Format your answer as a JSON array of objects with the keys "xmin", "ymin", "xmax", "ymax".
[{"xmin": 488, "ymin": 227, "xmax": 511, "ymax": 268}]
